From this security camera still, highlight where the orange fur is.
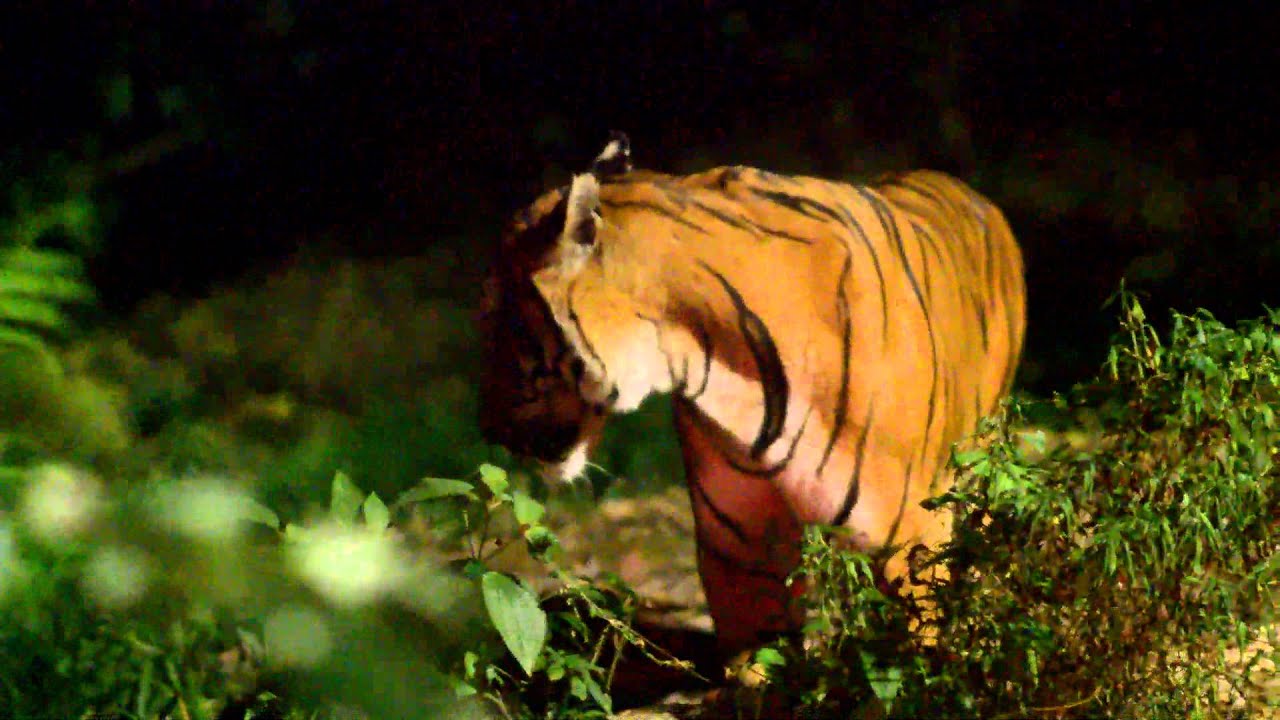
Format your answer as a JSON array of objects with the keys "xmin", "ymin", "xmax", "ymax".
[{"xmin": 479, "ymin": 137, "xmax": 1026, "ymax": 659}]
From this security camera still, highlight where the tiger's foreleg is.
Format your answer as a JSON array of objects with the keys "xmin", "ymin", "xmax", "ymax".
[{"xmin": 673, "ymin": 405, "xmax": 807, "ymax": 660}]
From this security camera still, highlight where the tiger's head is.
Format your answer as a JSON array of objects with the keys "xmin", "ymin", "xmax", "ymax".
[{"xmin": 478, "ymin": 133, "xmax": 645, "ymax": 481}]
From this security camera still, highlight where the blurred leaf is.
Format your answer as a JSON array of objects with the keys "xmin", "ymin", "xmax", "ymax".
[
  {"xmin": 0, "ymin": 269, "xmax": 95, "ymax": 302},
  {"xmin": 0, "ymin": 297, "xmax": 70, "ymax": 333},
  {"xmin": 0, "ymin": 327, "xmax": 59, "ymax": 368},
  {"xmin": 511, "ymin": 490, "xmax": 544, "ymax": 527},
  {"xmin": 283, "ymin": 522, "xmax": 310, "ymax": 544},
  {"xmin": 754, "ymin": 646, "xmax": 786, "ymax": 669},
  {"xmin": 362, "ymin": 492, "xmax": 389, "ymax": 532},
  {"xmin": 395, "ymin": 477, "xmax": 477, "ymax": 506},
  {"xmin": 329, "ymin": 471, "xmax": 364, "ymax": 523},
  {"xmin": 477, "ymin": 464, "xmax": 509, "ymax": 497},
  {"xmin": 481, "ymin": 571, "xmax": 546, "ymax": 676},
  {"xmin": 236, "ymin": 497, "xmax": 281, "ymax": 531},
  {"xmin": 0, "ymin": 247, "xmax": 86, "ymax": 276},
  {"xmin": 860, "ymin": 651, "xmax": 902, "ymax": 706}
]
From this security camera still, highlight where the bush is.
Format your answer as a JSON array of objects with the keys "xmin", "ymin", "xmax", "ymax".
[
  {"xmin": 764, "ymin": 291, "xmax": 1278, "ymax": 719},
  {"xmin": 0, "ymin": 459, "xmax": 691, "ymax": 719}
]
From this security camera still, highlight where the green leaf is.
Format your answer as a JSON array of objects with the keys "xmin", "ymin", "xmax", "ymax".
[
  {"xmin": 328, "ymin": 471, "xmax": 364, "ymax": 523},
  {"xmin": 282, "ymin": 523, "xmax": 310, "ymax": 544},
  {"xmin": 478, "ymin": 463, "xmax": 509, "ymax": 496},
  {"xmin": 952, "ymin": 448, "xmax": 987, "ymax": 467},
  {"xmin": 0, "ymin": 326, "xmax": 59, "ymax": 369},
  {"xmin": 511, "ymin": 490, "xmax": 545, "ymax": 526},
  {"xmin": 452, "ymin": 679, "xmax": 477, "ymax": 699},
  {"xmin": 0, "ymin": 269, "xmax": 94, "ymax": 302},
  {"xmin": 234, "ymin": 497, "xmax": 281, "ymax": 530},
  {"xmin": 480, "ymin": 571, "xmax": 547, "ymax": 676},
  {"xmin": 753, "ymin": 646, "xmax": 786, "ymax": 669},
  {"xmin": 461, "ymin": 559, "xmax": 487, "ymax": 579},
  {"xmin": 0, "ymin": 296, "xmax": 70, "ymax": 332},
  {"xmin": 583, "ymin": 674, "xmax": 612, "ymax": 714},
  {"xmin": 860, "ymin": 651, "xmax": 902, "ymax": 705},
  {"xmin": 523, "ymin": 524, "xmax": 560, "ymax": 561},
  {"xmin": 362, "ymin": 492, "xmax": 390, "ymax": 532},
  {"xmin": 0, "ymin": 247, "xmax": 85, "ymax": 275},
  {"xmin": 395, "ymin": 477, "xmax": 477, "ymax": 506}
]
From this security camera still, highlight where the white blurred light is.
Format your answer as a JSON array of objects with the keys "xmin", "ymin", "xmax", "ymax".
[
  {"xmin": 290, "ymin": 524, "xmax": 405, "ymax": 606},
  {"xmin": 153, "ymin": 476, "xmax": 252, "ymax": 542},
  {"xmin": 21, "ymin": 464, "xmax": 102, "ymax": 543},
  {"xmin": 82, "ymin": 545, "xmax": 152, "ymax": 609}
]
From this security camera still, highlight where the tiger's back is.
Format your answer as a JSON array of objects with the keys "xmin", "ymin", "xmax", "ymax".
[{"xmin": 479, "ymin": 135, "xmax": 1025, "ymax": 659}]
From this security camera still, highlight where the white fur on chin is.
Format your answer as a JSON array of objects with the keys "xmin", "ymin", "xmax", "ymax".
[{"xmin": 542, "ymin": 442, "xmax": 591, "ymax": 483}]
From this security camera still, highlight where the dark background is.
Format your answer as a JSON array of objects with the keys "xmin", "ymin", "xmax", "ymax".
[{"xmin": 2, "ymin": 2, "xmax": 1275, "ymax": 394}]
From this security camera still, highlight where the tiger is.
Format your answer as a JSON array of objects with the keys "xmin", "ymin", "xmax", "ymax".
[{"xmin": 478, "ymin": 132, "xmax": 1026, "ymax": 660}]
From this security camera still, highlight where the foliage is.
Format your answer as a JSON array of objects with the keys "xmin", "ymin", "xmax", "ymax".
[
  {"xmin": 759, "ymin": 290, "xmax": 1278, "ymax": 718},
  {"xmin": 0, "ymin": 166, "xmax": 98, "ymax": 381},
  {"xmin": 398, "ymin": 463, "xmax": 696, "ymax": 719},
  {"xmin": 0, "ymin": 456, "xmax": 683, "ymax": 719}
]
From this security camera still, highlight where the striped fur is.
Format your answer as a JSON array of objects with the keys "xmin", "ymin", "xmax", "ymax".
[{"xmin": 478, "ymin": 135, "xmax": 1026, "ymax": 658}]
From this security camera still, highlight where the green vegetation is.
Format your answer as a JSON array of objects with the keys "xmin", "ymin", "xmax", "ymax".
[
  {"xmin": 4, "ymin": 255, "xmax": 1276, "ymax": 718},
  {"xmin": 1, "ymin": 14, "xmax": 1275, "ymax": 714},
  {"xmin": 752, "ymin": 292, "xmax": 1278, "ymax": 718}
]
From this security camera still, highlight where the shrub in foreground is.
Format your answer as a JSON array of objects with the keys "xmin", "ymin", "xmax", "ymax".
[{"xmin": 763, "ymin": 293, "xmax": 1278, "ymax": 719}]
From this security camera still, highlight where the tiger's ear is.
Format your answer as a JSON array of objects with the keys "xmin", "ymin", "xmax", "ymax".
[
  {"xmin": 562, "ymin": 172, "xmax": 602, "ymax": 250},
  {"xmin": 591, "ymin": 131, "xmax": 632, "ymax": 178}
]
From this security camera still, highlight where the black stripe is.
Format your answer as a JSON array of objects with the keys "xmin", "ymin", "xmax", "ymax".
[
  {"xmin": 566, "ymin": 280, "xmax": 609, "ymax": 386},
  {"xmin": 699, "ymin": 262, "xmax": 789, "ymax": 459},
  {"xmin": 947, "ymin": 366, "xmax": 960, "ymax": 439},
  {"xmin": 817, "ymin": 251, "xmax": 853, "ymax": 477},
  {"xmin": 914, "ymin": 213, "xmax": 965, "ymax": 299},
  {"xmin": 910, "ymin": 221, "xmax": 939, "ymax": 305},
  {"xmin": 744, "ymin": 219, "xmax": 815, "ymax": 244},
  {"xmin": 715, "ymin": 166, "xmax": 742, "ymax": 190},
  {"xmin": 690, "ymin": 198, "xmax": 812, "ymax": 244},
  {"xmin": 973, "ymin": 291, "xmax": 990, "ymax": 351},
  {"xmin": 748, "ymin": 187, "xmax": 844, "ymax": 222},
  {"xmin": 691, "ymin": 199, "xmax": 753, "ymax": 232},
  {"xmin": 882, "ymin": 457, "xmax": 915, "ymax": 549},
  {"xmin": 896, "ymin": 175, "xmax": 981, "ymax": 277},
  {"xmin": 688, "ymin": 474, "xmax": 750, "ymax": 546},
  {"xmin": 928, "ymin": 371, "xmax": 953, "ymax": 495},
  {"xmin": 723, "ymin": 406, "xmax": 814, "ymax": 477},
  {"xmin": 855, "ymin": 187, "xmax": 931, "ymax": 333},
  {"xmin": 831, "ymin": 401, "xmax": 875, "ymax": 527},
  {"xmin": 982, "ymin": 220, "xmax": 997, "ymax": 305},
  {"xmin": 687, "ymin": 319, "xmax": 713, "ymax": 400},
  {"xmin": 601, "ymin": 199, "xmax": 711, "ymax": 235},
  {"xmin": 637, "ymin": 313, "xmax": 680, "ymax": 392},
  {"xmin": 916, "ymin": 222, "xmax": 962, "ymax": 331},
  {"xmin": 829, "ymin": 200, "xmax": 890, "ymax": 345},
  {"xmin": 999, "ymin": 257, "xmax": 1023, "ymax": 395},
  {"xmin": 697, "ymin": 537, "xmax": 790, "ymax": 583},
  {"xmin": 895, "ymin": 219, "xmax": 945, "ymax": 485}
]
